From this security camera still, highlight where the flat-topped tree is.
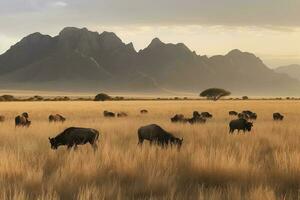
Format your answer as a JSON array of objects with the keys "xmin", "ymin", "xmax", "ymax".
[
  {"xmin": 94, "ymin": 93, "xmax": 112, "ymax": 101},
  {"xmin": 200, "ymin": 88, "xmax": 231, "ymax": 101}
]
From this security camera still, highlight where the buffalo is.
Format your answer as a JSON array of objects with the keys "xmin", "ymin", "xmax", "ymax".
[
  {"xmin": 138, "ymin": 124, "xmax": 183, "ymax": 149},
  {"xmin": 171, "ymin": 114, "xmax": 187, "ymax": 123},
  {"xmin": 201, "ymin": 112, "xmax": 213, "ymax": 118},
  {"xmin": 248, "ymin": 113, "xmax": 257, "ymax": 120},
  {"xmin": 117, "ymin": 112, "xmax": 128, "ymax": 117},
  {"xmin": 229, "ymin": 118, "xmax": 253, "ymax": 133},
  {"xmin": 15, "ymin": 112, "xmax": 31, "ymax": 127},
  {"xmin": 0, "ymin": 115, "xmax": 5, "ymax": 122},
  {"xmin": 104, "ymin": 111, "xmax": 115, "ymax": 117},
  {"xmin": 273, "ymin": 113, "xmax": 284, "ymax": 121},
  {"xmin": 229, "ymin": 111, "xmax": 238, "ymax": 116},
  {"xmin": 188, "ymin": 116, "xmax": 206, "ymax": 124},
  {"xmin": 49, "ymin": 127, "xmax": 100, "ymax": 150},
  {"xmin": 49, "ymin": 114, "xmax": 66, "ymax": 123},
  {"xmin": 238, "ymin": 113, "xmax": 249, "ymax": 120},
  {"xmin": 140, "ymin": 109, "xmax": 148, "ymax": 114}
]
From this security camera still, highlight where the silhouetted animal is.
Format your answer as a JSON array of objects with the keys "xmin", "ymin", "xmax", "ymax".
[
  {"xmin": 201, "ymin": 112, "xmax": 213, "ymax": 118},
  {"xmin": 238, "ymin": 113, "xmax": 249, "ymax": 120},
  {"xmin": 15, "ymin": 112, "xmax": 31, "ymax": 127},
  {"xmin": 117, "ymin": 112, "xmax": 128, "ymax": 117},
  {"xmin": 49, "ymin": 114, "xmax": 66, "ymax": 122},
  {"xmin": 0, "ymin": 115, "xmax": 5, "ymax": 122},
  {"xmin": 242, "ymin": 110, "xmax": 253, "ymax": 116},
  {"xmin": 273, "ymin": 113, "xmax": 284, "ymax": 121},
  {"xmin": 188, "ymin": 116, "xmax": 206, "ymax": 124},
  {"xmin": 229, "ymin": 118, "xmax": 253, "ymax": 133},
  {"xmin": 140, "ymin": 109, "xmax": 148, "ymax": 114},
  {"xmin": 248, "ymin": 112, "xmax": 257, "ymax": 120},
  {"xmin": 138, "ymin": 124, "xmax": 183, "ymax": 149},
  {"xmin": 193, "ymin": 111, "xmax": 201, "ymax": 118},
  {"xmin": 171, "ymin": 114, "xmax": 187, "ymax": 123},
  {"xmin": 103, "ymin": 111, "xmax": 115, "ymax": 117},
  {"xmin": 229, "ymin": 111, "xmax": 238, "ymax": 116},
  {"xmin": 49, "ymin": 127, "xmax": 100, "ymax": 150}
]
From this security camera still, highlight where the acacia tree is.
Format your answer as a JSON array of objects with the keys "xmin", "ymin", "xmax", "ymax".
[
  {"xmin": 94, "ymin": 93, "xmax": 112, "ymax": 101},
  {"xmin": 200, "ymin": 88, "xmax": 231, "ymax": 101}
]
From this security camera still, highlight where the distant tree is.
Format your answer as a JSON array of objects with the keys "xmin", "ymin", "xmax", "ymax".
[
  {"xmin": 1, "ymin": 95, "xmax": 15, "ymax": 101},
  {"xmin": 242, "ymin": 96, "xmax": 249, "ymax": 100},
  {"xmin": 200, "ymin": 88, "xmax": 231, "ymax": 101},
  {"xmin": 94, "ymin": 93, "xmax": 112, "ymax": 101}
]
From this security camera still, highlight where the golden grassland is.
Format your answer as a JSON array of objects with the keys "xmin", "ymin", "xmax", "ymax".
[{"xmin": 0, "ymin": 100, "xmax": 299, "ymax": 200}]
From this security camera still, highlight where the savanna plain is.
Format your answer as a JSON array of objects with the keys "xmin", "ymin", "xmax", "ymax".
[{"xmin": 0, "ymin": 100, "xmax": 299, "ymax": 200}]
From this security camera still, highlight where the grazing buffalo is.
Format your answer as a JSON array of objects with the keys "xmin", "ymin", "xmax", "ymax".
[
  {"xmin": 140, "ymin": 109, "xmax": 148, "ymax": 114},
  {"xmin": 229, "ymin": 118, "xmax": 253, "ymax": 133},
  {"xmin": 15, "ymin": 112, "xmax": 31, "ymax": 127},
  {"xmin": 117, "ymin": 112, "xmax": 128, "ymax": 117},
  {"xmin": 0, "ymin": 115, "xmax": 5, "ymax": 122},
  {"xmin": 193, "ymin": 111, "xmax": 201, "ymax": 118},
  {"xmin": 201, "ymin": 112, "xmax": 213, "ymax": 118},
  {"xmin": 49, "ymin": 114, "xmax": 66, "ymax": 122},
  {"xmin": 273, "ymin": 113, "xmax": 284, "ymax": 121},
  {"xmin": 229, "ymin": 111, "xmax": 238, "ymax": 116},
  {"xmin": 171, "ymin": 114, "xmax": 187, "ymax": 123},
  {"xmin": 49, "ymin": 127, "xmax": 100, "ymax": 150},
  {"xmin": 103, "ymin": 111, "xmax": 115, "ymax": 117},
  {"xmin": 138, "ymin": 124, "xmax": 183, "ymax": 149}
]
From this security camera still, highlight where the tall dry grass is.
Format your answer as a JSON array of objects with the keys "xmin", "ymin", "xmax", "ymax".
[{"xmin": 0, "ymin": 100, "xmax": 299, "ymax": 199}]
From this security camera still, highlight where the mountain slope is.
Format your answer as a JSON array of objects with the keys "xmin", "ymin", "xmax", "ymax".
[
  {"xmin": 0, "ymin": 27, "xmax": 299, "ymax": 95},
  {"xmin": 275, "ymin": 64, "xmax": 300, "ymax": 80}
]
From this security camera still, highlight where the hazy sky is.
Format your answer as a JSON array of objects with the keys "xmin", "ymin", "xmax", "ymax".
[{"xmin": 0, "ymin": 0, "xmax": 299, "ymax": 67}]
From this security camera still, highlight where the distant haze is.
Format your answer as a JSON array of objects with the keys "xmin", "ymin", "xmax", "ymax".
[{"xmin": 0, "ymin": 0, "xmax": 299, "ymax": 67}]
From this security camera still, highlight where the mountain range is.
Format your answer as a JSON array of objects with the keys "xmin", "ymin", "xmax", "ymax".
[{"xmin": 0, "ymin": 27, "xmax": 299, "ymax": 95}]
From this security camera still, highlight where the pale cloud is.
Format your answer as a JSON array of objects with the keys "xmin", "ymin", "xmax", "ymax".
[{"xmin": 50, "ymin": 1, "xmax": 68, "ymax": 8}]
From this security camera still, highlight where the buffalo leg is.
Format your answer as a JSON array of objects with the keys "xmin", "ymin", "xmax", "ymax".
[{"xmin": 138, "ymin": 138, "xmax": 144, "ymax": 146}]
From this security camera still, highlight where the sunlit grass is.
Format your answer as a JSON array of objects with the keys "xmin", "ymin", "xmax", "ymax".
[{"xmin": 0, "ymin": 100, "xmax": 299, "ymax": 199}]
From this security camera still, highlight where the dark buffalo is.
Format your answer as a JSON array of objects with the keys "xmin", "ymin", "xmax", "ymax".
[
  {"xmin": 49, "ymin": 114, "xmax": 66, "ymax": 122},
  {"xmin": 49, "ymin": 127, "xmax": 100, "ymax": 150},
  {"xmin": 238, "ymin": 113, "xmax": 249, "ymax": 120},
  {"xmin": 104, "ymin": 111, "xmax": 115, "ymax": 117},
  {"xmin": 229, "ymin": 111, "xmax": 238, "ymax": 116},
  {"xmin": 201, "ymin": 112, "xmax": 213, "ymax": 118},
  {"xmin": 15, "ymin": 112, "xmax": 31, "ymax": 127},
  {"xmin": 140, "ymin": 109, "xmax": 148, "ymax": 114},
  {"xmin": 193, "ymin": 111, "xmax": 201, "ymax": 118},
  {"xmin": 188, "ymin": 116, "xmax": 206, "ymax": 124},
  {"xmin": 242, "ymin": 110, "xmax": 253, "ymax": 116},
  {"xmin": 171, "ymin": 114, "xmax": 187, "ymax": 123},
  {"xmin": 138, "ymin": 124, "xmax": 183, "ymax": 149},
  {"xmin": 0, "ymin": 115, "xmax": 5, "ymax": 122},
  {"xmin": 229, "ymin": 118, "xmax": 253, "ymax": 133},
  {"xmin": 117, "ymin": 112, "xmax": 128, "ymax": 117},
  {"xmin": 248, "ymin": 112, "xmax": 257, "ymax": 120},
  {"xmin": 273, "ymin": 113, "xmax": 284, "ymax": 121}
]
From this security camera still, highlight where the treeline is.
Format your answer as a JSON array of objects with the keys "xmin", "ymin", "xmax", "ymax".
[{"xmin": 0, "ymin": 94, "xmax": 300, "ymax": 102}]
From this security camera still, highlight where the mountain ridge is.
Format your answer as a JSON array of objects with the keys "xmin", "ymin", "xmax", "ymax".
[{"xmin": 0, "ymin": 27, "xmax": 299, "ymax": 95}]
